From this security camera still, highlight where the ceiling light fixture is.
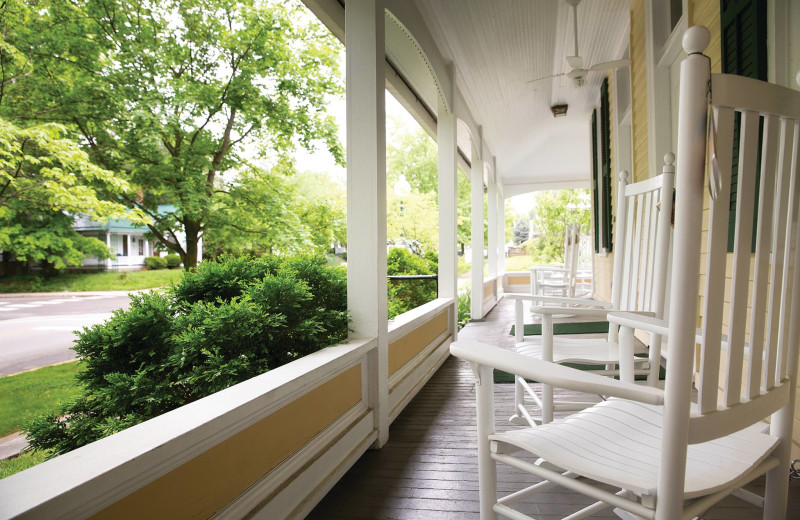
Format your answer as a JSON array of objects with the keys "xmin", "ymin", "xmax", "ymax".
[{"xmin": 551, "ymin": 104, "xmax": 568, "ymax": 118}]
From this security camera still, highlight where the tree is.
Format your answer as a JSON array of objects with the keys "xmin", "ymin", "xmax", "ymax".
[
  {"xmin": 512, "ymin": 219, "xmax": 530, "ymax": 245},
  {"xmin": 291, "ymin": 170, "xmax": 346, "ymax": 254},
  {"xmin": 526, "ymin": 189, "xmax": 591, "ymax": 262},
  {"xmin": 386, "ymin": 122, "xmax": 473, "ymax": 255},
  {"xmin": 0, "ymin": 4, "xmax": 147, "ymax": 271},
  {"xmin": 1, "ymin": 0, "xmax": 343, "ymax": 268}
]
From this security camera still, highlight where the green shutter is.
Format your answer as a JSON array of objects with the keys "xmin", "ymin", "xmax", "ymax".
[
  {"xmin": 600, "ymin": 78, "xmax": 613, "ymax": 253},
  {"xmin": 591, "ymin": 109, "xmax": 600, "ymax": 253},
  {"xmin": 721, "ymin": 0, "xmax": 767, "ymax": 252}
]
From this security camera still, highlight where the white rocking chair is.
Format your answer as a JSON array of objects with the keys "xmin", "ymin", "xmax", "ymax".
[
  {"xmin": 505, "ymin": 154, "xmax": 674, "ymax": 425},
  {"xmin": 451, "ymin": 26, "xmax": 800, "ymax": 520},
  {"xmin": 529, "ymin": 223, "xmax": 580, "ymax": 299}
]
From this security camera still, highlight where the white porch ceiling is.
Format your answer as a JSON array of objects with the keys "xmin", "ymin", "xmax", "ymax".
[{"xmin": 413, "ymin": 0, "xmax": 631, "ymax": 192}]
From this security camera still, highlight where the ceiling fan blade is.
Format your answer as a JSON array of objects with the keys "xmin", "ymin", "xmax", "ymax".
[
  {"xmin": 589, "ymin": 58, "xmax": 631, "ymax": 71},
  {"xmin": 566, "ymin": 55, "xmax": 584, "ymax": 70},
  {"xmin": 527, "ymin": 72, "xmax": 566, "ymax": 84}
]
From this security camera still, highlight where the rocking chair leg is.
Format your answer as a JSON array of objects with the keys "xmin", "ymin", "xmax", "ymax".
[
  {"xmin": 475, "ymin": 364, "xmax": 498, "ymax": 519},
  {"xmin": 764, "ymin": 405, "xmax": 793, "ymax": 519}
]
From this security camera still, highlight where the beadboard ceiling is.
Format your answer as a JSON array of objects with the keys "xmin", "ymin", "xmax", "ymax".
[{"xmin": 413, "ymin": 0, "xmax": 631, "ymax": 192}]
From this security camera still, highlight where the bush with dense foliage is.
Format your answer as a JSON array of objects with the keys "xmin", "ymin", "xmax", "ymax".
[
  {"xmin": 144, "ymin": 256, "xmax": 167, "ymax": 270},
  {"xmin": 26, "ymin": 256, "xmax": 348, "ymax": 456},
  {"xmin": 386, "ymin": 248, "xmax": 437, "ymax": 319},
  {"xmin": 457, "ymin": 289, "xmax": 471, "ymax": 329},
  {"xmin": 165, "ymin": 254, "xmax": 182, "ymax": 269}
]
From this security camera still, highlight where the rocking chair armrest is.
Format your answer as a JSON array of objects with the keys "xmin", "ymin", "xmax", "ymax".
[
  {"xmin": 530, "ymin": 266, "xmax": 570, "ymax": 274},
  {"xmin": 504, "ymin": 293, "xmax": 612, "ymax": 308},
  {"xmin": 529, "ymin": 305, "xmax": 611, "ymax": 318},
  {"xmin": 450, "ymin": 340, "xmax": 665, "ymax": 405},
  {"xmin": 607, "ymin": 312, "xmax": 668, "ymax": 337}
]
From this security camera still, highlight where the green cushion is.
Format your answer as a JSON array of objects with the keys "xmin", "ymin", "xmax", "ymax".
[{"xmin": 509, "ymin": 321, "xmax": 609, "ymax": 336}]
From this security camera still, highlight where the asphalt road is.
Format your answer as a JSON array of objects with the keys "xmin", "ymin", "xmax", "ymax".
[{"xmin": 0, "ymin": 293, "xmax": 132, "ymax": 376}]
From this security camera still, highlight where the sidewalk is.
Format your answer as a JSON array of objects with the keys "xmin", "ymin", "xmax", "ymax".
[
  {"xmin": 0, "ymin": 433, "xmax": 27, "ymax": 462},
  {"xmin": 0, "ymin": 289, "xmax": 155, "ymax": 299}
]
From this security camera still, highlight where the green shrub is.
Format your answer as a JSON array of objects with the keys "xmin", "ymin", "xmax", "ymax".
[
  {"xmin": 457, "ymin": 289, "xmax": 471, "ymax": 330},
  {"xmin": 165, "ymin": 254, "xmax": 182, "ymax": 269},
  {"xmin": 26, "ymin": 255, "xmax": 348, "ymax": 456},
  {"xmin": 386, "ymin": 248, "xmax": 437, "ymax": 319},
  {"xmin": 144, "ymin": 256, "xmax": 167, "ymax": 270}
]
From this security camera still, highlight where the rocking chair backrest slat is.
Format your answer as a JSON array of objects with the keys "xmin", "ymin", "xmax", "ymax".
[
  {"xmin": 765, "ymin": 120, "xmax": 796, "ymax": 390},
  {"xmin": 778, "ymin": 124, "xmax": 800, "ymax": 385},
  {"xmin": 685, "ymin": 70, "xmax": 800, "ymax": 440},
  {"xmin": 637, "ymin": 191, "xmax": 652, "ymax": 310},
  {"xmin": 619, "ymin": 190, "xmax": 636, "ymax": 311},
  {"xmin": 747, "ymin": 114, "xmax": 782, "ymax": 399},
  {"xmin": 723, "ymin": 109, "xmax": 761, "ymax": 409},
  {"xmin": 697, "ymin": 105, "xmax": 735, "ymax": 415},
  {"xmin": 630, "ymin": 189, "xmax": 644, "ymax": 311},
  {"xmin": 643, "ymin": 190, "xmax": 658, "ymax": 310}
]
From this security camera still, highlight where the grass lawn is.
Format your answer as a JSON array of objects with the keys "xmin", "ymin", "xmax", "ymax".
[
  {"xmin": 0, "ymin": 269, "xmax": 184, "ymax": 293},
  {"xmin": 0, "ymin": 449, "xmax": 53, "ymax": 480},
  {"xmin": 0, "ymin": 362, "xmax": 84, "ymax": 437},
  {"xmin": 505, "ymin": 254, "xmax": 543, "ymax": 272}
]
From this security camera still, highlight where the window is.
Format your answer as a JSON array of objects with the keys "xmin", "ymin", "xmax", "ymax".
[
  {"xmin": 721, "ymin": 0, "xmax": 767, "ymax": 252},
  {"xmin": 592, "ymin": 77, "xmax": 613, "ymax": 254},
  {"xmin": 669, "ymin": 0, "xmax": 683, "ymax": 32}
]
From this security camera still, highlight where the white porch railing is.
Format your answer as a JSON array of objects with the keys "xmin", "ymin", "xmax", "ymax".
[{"xmin": 0, "ymin": 299, "xmax": 456, "ymax": 520}]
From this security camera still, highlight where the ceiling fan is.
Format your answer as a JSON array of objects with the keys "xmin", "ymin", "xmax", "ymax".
[{"xmin": 528, "ymin": 0, "xmax": 630, "ymax": 87}]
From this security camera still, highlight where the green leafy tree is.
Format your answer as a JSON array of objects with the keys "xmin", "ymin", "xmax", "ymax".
[
  {"xmin": 0, "ymin": 2, "xmax": 147, "ymax": 272},
  {"xmin": 1, "ymin": 0, "xmax": 343, "ymax": 268},
  {"xmin": 526, "ymin": 189, "xmax": 591, "ymax": 262},
  {"xmin": 386, "ymin": 122, "xmax": 473, "ymax": 254},
  {"xmin": 203, "ymin": 163, "xmax": 310, "ymax": 258},
  {"xmin": 291, "ymin": 170, "xmax": 346, "ymax": 254},
  {"xmin": 0, "ymin": 117, "xmax": 147, "ymax": 272}
]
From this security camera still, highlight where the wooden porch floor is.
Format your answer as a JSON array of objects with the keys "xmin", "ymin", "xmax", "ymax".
[{"xmin": 307, "ymin": 297, "xmax": 800, "ymax": 519}]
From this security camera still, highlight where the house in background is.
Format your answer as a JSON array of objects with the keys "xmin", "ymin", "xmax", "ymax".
[
  {"xmin": 74, "ymin": 204, "xmax": 202, "ymax": 270},
  {"xmin": 74, "ymin": 215, "xmax": 155, "ymax": 271}
]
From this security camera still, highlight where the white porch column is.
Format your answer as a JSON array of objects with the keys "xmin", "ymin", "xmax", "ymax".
[
  {"xmin": 105, "ymin": 231, "xmax": 112, "ymax": 269},
  {"xmin": 438, "ymin": 83, "xmax": 458, "ymax": 334},
  {"xmin": 497, "ymin": 188, "xmax": 505, "ymax": 276},
  {"xmin": 487, "ymin": 179, "xmax": 498, "ymax": 280},
  {"xmin": 470, "ymin": 148, "xmax": 484, "ymax": 320},
  {"xmin": 345, "ymin": 0, "xmax": 388, "ymax": 448}
]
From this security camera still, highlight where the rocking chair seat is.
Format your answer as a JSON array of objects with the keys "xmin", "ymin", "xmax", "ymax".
[
  {"xmin": 516, "ymin": 337, "xmax": 648, "ymax": 365},
  {"xmin": 490, "ymin": 399, "xmax": 779, "ymax": 499}
]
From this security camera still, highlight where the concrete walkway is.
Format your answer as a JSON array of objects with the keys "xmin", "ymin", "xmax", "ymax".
[{"xmin": 0, "ymin": 433, "xmax": 27, "ymax": 462}]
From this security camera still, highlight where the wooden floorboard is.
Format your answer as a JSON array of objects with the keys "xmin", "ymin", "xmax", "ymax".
[{"xmin": 306, "ymin": 297, "xmax": 800, "ymax": 519}]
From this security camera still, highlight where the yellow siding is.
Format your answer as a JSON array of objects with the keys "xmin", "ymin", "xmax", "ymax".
[
  {"xmin": 630, "ymin": 0, "xmax": 648, "ymax": 182},
  {"xmin": 388, "ymin": 310, "xmax": 449, "ymax": 374},
  {"xmin": 91, "ymin": 365, "xmax": 363, "ymax": 520},
  {"xmin": 506, "ymin": 274, "xmax": 529, "ymax": 285}
]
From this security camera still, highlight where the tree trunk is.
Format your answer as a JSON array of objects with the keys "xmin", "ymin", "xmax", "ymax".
[{"xmin": 183, "ymin": 219, "xmax": 201, "ymax": 269}]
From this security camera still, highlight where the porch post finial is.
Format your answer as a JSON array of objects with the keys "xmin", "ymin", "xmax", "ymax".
[{"xmin": 682, "ymin": 25, "xmax": 710, "ymax": 55}]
